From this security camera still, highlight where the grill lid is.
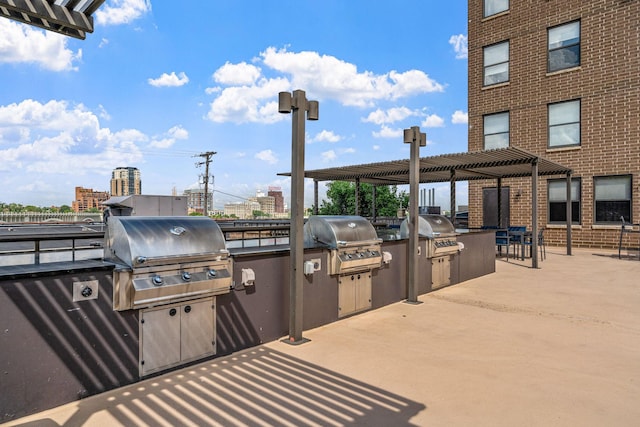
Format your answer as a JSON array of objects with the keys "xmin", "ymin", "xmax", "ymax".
[
  {"xmin": 304, "ymin": 215, "xmax": 381, "ymax": 249},
  {"xmin": 105, "ymin": 216, "xmax": 228, "ymax": 267},
  {"xmin": 400, "ymin": 214, "xmax": 456, "ymax": 239}
]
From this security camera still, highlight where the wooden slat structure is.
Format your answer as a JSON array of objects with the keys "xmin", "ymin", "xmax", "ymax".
[{"xmin": 0, "ymin": 0, "xmax": 105, "ymax": 39}]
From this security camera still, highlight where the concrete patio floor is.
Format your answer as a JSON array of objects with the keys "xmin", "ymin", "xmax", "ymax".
[{"xmin": 3, "ymin": 247, "xmax": 640, "ymax": 427}]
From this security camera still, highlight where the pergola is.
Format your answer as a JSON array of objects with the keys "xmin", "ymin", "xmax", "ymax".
[
  {"xmin": 280, "ymin": 146, "xmax": 574, "ymax": 268},
  {"xmin": 0, "ymin": 0, "xmax": 105, "ymax": 39}
]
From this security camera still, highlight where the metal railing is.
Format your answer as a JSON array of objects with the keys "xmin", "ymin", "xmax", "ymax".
[
  {"xmin": 0, "ymin": 224, "xmax": 105, "ymax": 266},
  {"xmin": 219, "ymin": 224, "xmax": 290, "ymax": 248}
]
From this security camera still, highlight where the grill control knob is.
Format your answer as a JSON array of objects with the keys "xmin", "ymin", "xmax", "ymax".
[
  {"xmin": 81, "ymin": 286, "xmax": 93, "ymax": 298},
  {"xmin": 181, "ymin": 272, "xmax": 191, "ymax": 281},
  {"xmin": 208, "ymin": 269, "xmax": 217, "ymax": 278},
  {"xmin": 152, "ymin": 275, "xmax": 163, "ymax": 286}
]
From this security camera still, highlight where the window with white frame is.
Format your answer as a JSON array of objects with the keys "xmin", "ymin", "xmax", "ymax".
[
  {"xmin": 548, "ymin": 178, "xmax": 581, "ymax": 224},
  {"xmin": 548, "ymin": 21, "xmax": 581, "ymax": 72},
  {"xmin": 484, "ymin": 0, "xmax": 509, "ymax": 18},
  {"xmin": 548, "ymin": 100, "xmax": 580, "ymax": 148},
  {"xmin": 594, "ymin": 175, "xmax": 632, "ymax": 223},
  {"xmin": 483, "ymin": 41, "xmax": 509, "ymax": 86},
  {"xmin": 483, "ymin": 112, "xmax": 509, "ymax": 149}
]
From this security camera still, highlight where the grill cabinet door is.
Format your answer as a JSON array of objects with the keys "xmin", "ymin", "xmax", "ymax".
[
  {"xmin": 181, "ymin": 299, "xmax": 215, "ymax": 362},
  {"xmin": 140, "ymin": 297, "xmax": 216, "ymax": 376},
  {"xmin": 140, "ymin": 306, "xmax": 181, "ymax": 376},
  {"xmin": 338, "ymin": 273, "xmax": 372, "ymax": 318},
  {"xmin": 431, "ymin": 256, "xmax": 451, "ymax": 290}
]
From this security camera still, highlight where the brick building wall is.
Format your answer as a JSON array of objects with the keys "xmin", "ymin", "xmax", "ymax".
[
  {"xmin": 468, "ymin": 0, "xmax": 639, "ymax": 248},
  {"xmin": 72, "ymin": 187, "xmax": 110, "ymax": 213}
]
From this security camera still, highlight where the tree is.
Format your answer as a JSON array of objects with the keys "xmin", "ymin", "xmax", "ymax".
[
  {"xmin": 252, "ymin": 210, "xmax": 269, "ymax": 219},
  {"xmin": 318, "ymin": 182, "xmax": 408, "ymax": 217}
]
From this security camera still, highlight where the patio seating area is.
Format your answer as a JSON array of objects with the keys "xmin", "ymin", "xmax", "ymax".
[{"xmin": 489, "ymin": 225, "xmax": 546, "ymax": 263}]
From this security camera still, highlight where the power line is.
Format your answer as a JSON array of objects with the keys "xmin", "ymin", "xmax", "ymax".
[{"xmin": 211, "ymin": 188, "xmax": 251, "ymax": 202}]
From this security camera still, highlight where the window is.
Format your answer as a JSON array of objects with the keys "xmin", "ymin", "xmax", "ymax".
[
  {"xmin": 594, "ymin": 176, "xmax": 632, "ymax": 223},
  {"xmin": 548, "ymin": 100, "xmax": 580, "ymax": 148},
  {"xmin": 484, "ymin": 112, "xmax": 509, "ymax": 149},
  {"xmin": 548, "ymin": 179, "xmax": 581, "ymax": 224},
  {"xmin": 484, "ymin": 0, "xmax": 509, "ymax": 17},
  {"xmin": 548, "ymin": 21, "xmax": 580, "ymax": 72},
  {"xmin": 484, "ymin": 41, "xmax": 509, "ymax": 86}
]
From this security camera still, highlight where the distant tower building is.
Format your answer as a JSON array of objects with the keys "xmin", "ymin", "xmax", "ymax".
[
  {"xmin": 183, "ymin": 188, "xmax": 214, "ymax": 215},
  {"xmin": 72, "ymin": 187, "xmax": 110, "ymax": 212},
  {"xmin": 110, "ymin": 167, "xmax": 141, "ymax": 196},
  {"xmin": 223, "ymin": 201, "xmax": 261, "ymax": 219},
  {"xmin": 249, "ymin": 191, "xmax": 275, "ymax": 216},
  {"xmin": 268, "ymin": 186, "xmax": 284, "ymax": 213}
]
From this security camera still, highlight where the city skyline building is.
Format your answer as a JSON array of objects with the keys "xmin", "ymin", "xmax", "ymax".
[
  {"xmin": 267, "ymin": 186, "xmax": 285, "ymax": 213},
  {"xmin": 71, "ymin": 186, "xmax": 110, "ymax": 212},
  {"xmin": 110, "ymin": 167, "xmax": 141, "ymax": 197},
  {"xmin": 183, "ymin": 188, "xmax": 214, "ymax": 215}
]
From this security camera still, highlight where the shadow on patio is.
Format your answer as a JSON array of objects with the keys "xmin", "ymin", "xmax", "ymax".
[{"xmin": 9, "ymin": 347, "xmax": 425, "ymax": 427}]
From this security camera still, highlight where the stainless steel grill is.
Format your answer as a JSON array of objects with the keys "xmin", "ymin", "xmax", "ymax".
[
  {"xmin": 400, "ymin": 214, "xmax": 459, "ymax": 258},
  {"xmin": 105, "ymin": 216, "xmax": 232, "ymax": 311},
  {"xmin": 304, "ymin": 215, "xmax": 382, "ymax": 275}
]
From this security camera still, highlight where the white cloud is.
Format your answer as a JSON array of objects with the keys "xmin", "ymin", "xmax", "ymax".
[
  {"xmin": 255, "ymin": 149, "xmax": 278, "ymax": 164},
  {"xmin": 0, "ymin": 99, "xmax": 144, "ymax": 176},
  {"xmin": 372, "ymin": 125, "xmax": 403, "ymax": 139},
  {"xmin": 95, "ymin": 0, "xmax": 152, "ymax": 26},
  {"xmin": 342, "ymin": 148, "xmax": 356, "ymax": 154},
  {"xmin": 213, "ymin": 62, "xmax": 262, "ymax": 85},
  {"xmin": 148, "ymin": 125, "xmax": 189, "ymax": 149},
  {"xmin": 206, "ymin": 47, "xmax": 446, "ymax": 124},
  {"xmin": 311, "ymin": 130, "xmax": 342, "ymax": 143},
  {"xmin": 321, "ymin": 150, "xmax": 337, "ymax": 162},
  {"xmin": 452, "ymin": 110, "xmax": 468, "ymax": 124},
  {"xmin": 261, "ymin": 47, "xmax": 444, "ymax": 107},
  {"xmin": 0, "ymin": 20, "xmax": 81, "ymax": 71},
  {"xmin": 373, "ymin": 145, "xmax": 381, "ymax": 150},
  {"xmin": 148, "ymin": 72, "xmax": 189, "ymax": 87},
  {"xmin": 422, "ymin": 114, "xmax": 445, "ymax": 128},
  {"xmin": 168, "ymin": 125, "xmax": 189, "ymax": 140},
  {"xmin": 98, "ymin": 105, "xmax": 111, "ymax": 121},
  {"xmin": 363, "ymin": 107, "xmax": 416, "ymax": 125},
  {"xmin": 449, "ymin": 34, "xmax": 468, "ymax": 59},
  {"xmin": 206, "ymin": 77, "xmax": 290, "ymax": 124}
]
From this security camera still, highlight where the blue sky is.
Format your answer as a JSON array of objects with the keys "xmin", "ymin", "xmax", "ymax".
[{"xmin": 0, "ymin": 1, "xmax": 468, "ymax": 210}]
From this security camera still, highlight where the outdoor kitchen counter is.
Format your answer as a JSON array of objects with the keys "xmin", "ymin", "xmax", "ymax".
[
  {"xmin": 454, "ymin": 230, "xmax": 496, "ymax": 283},
  {"xmin": 0, "ymin": 259, "xmax": 115, "ymax": 279}
]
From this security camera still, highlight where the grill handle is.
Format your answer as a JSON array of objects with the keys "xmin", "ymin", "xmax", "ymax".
[{"xmin": 132, "ymin": 251, "xmax": 228, "ymax": 267}]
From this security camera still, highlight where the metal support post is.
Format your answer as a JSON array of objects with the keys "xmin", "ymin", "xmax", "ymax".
[
  {"xmin": 566, "ymin": 171, "xmax": 572, "ymax": 255},
  {"xmin": 531, "ymin": 159, "xmax": 539, "ymax": 268},
  {"xmin": 279, "ymin": 90, "xmax": 318, "ymax": 345},
  {"xmin": 404, "ymin": 126, "xmax": 426, "ymax": 304}
]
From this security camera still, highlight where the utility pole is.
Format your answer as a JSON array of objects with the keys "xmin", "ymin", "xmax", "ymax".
[{"xmin": 195, "ymin": 151, "xmax": 216, "ymax": 216}]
